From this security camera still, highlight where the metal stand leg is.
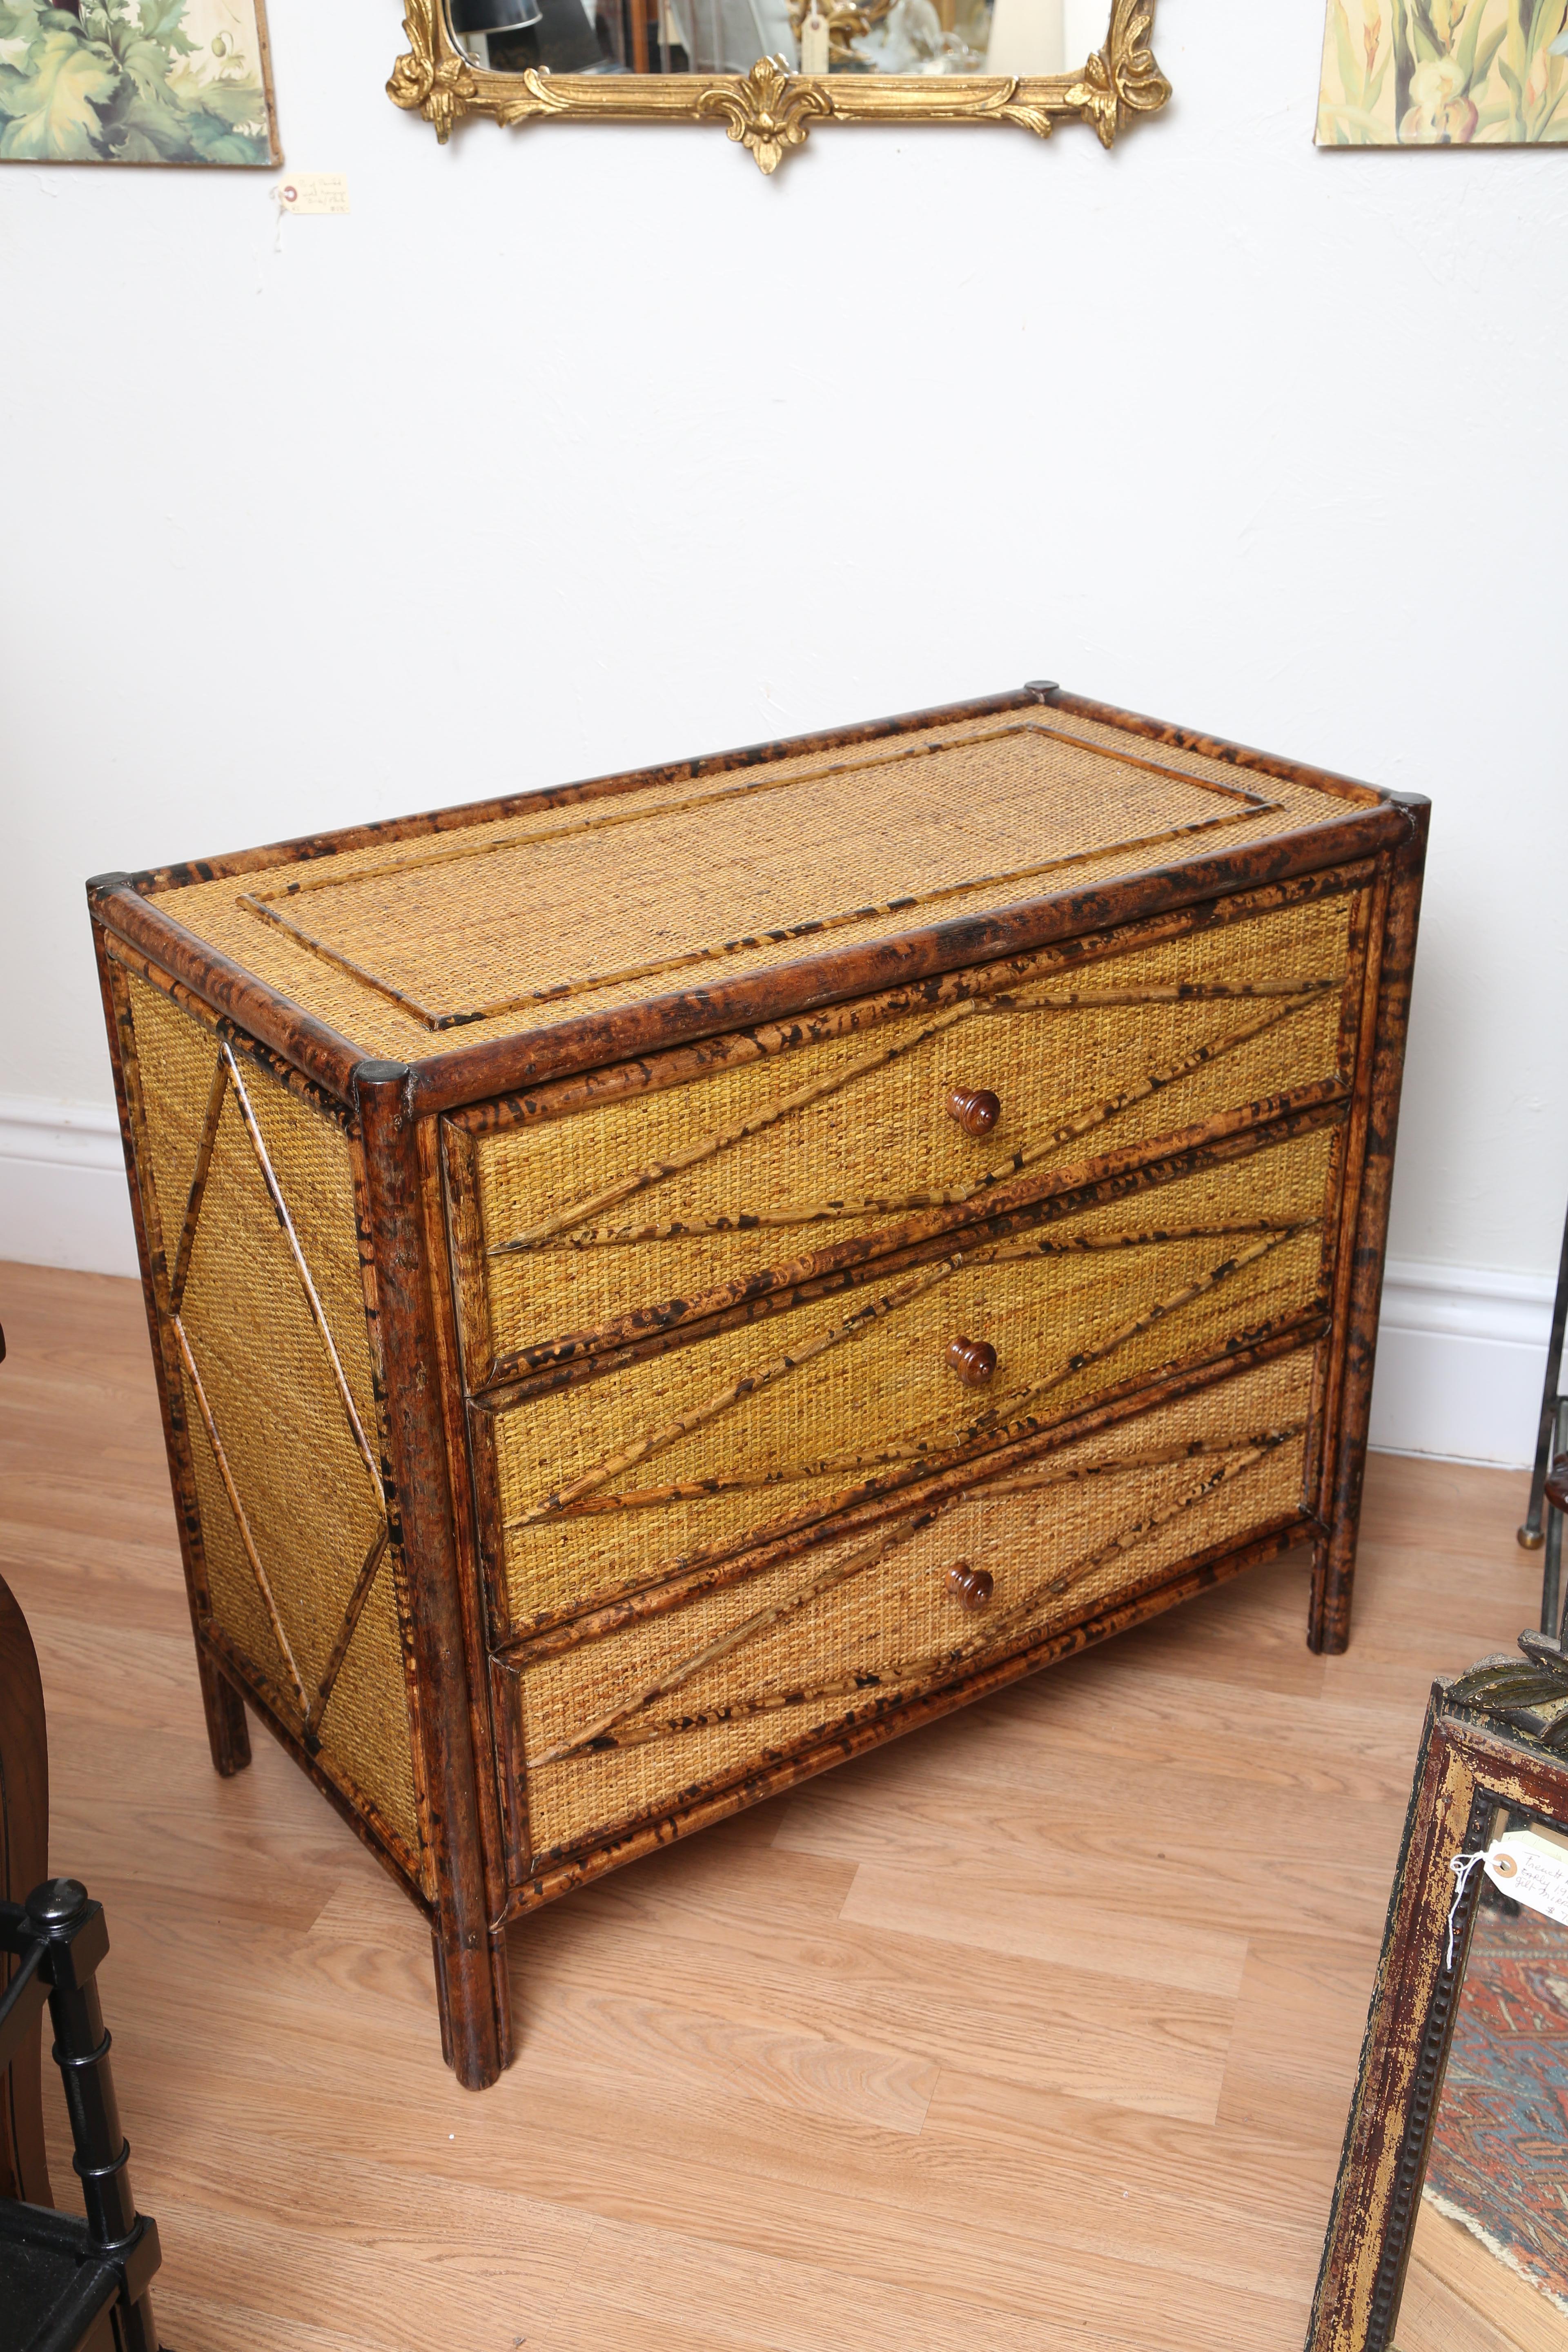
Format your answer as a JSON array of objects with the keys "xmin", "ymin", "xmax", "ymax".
[
  {"xmin": 1543, "ymin": 1401, "xmax": 1566, "ymax": 1639},
  {"xmin": 1518, "ymin": 1192, "xmax": 1568, "ymax": 1554}
]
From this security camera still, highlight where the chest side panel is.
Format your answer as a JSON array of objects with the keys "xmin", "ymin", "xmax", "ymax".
[{"xmin": 113, "ymin": 962, "xmax": 428, "ymax": 1890}]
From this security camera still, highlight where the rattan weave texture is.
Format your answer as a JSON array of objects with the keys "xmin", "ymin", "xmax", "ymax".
[
  {"xmin": 496, "ymin": 1123, "xmax": 1334, "ymax": 1626},
  {"xmin": 148, "ymin": 712, "xmax": 1362, "ymax": 1060},
  {"xmin": 515, "ymin": 1348, "xmax": 1313, "ymax": 1861},
  {"xmin": 123, "ymin": 971, "xmax": 424, "ymax": 1871},
  {"xmin": 478, "ymin": 892, "xmax": 1352, "ymax": 1360}
]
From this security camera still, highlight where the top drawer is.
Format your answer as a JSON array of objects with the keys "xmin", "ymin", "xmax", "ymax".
[{"xmin": 459, "ymin": 883, "xmax": 1360, "ymax": 1381}]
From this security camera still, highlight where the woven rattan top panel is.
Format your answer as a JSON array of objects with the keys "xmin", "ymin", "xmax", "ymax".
[{"xmin": 148, "ymin": 708, "xmax": 1370, "ymax": 1062}]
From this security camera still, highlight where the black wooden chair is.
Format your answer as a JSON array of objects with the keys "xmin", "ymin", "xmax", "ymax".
[{"xmin": 1, "ymin": 1516, "xmax": 164, "ymax": 2350}]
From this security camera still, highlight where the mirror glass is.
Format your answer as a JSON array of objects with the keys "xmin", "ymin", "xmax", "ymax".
[
  {"xmin": 1399, "ymin": 1832, "xmax": 1568, "ymax": 2349},
  {"xmin": 456, "ymin": 0, "xmax": 1110, "ymax": 82}
]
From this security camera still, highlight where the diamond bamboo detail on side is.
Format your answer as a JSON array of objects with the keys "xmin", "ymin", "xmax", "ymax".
[{"xmin": 155, "ymin": 1031, "xmax": 392, "ymax": 1751}]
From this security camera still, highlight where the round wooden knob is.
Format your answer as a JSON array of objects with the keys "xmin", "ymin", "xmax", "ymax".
[
  {"xmin": 947, "ymin": 1085, "xmax": 1000, "ymax": 1138},
  {"xmin": 946, "ymin": 1336, "xmax": 997, "ymax": 1386},
  {"xmin": 1546, "ymin": 1455, "xmax": 1568, "ymax": 1514},
  {"xmin": 947, "ymin": 1563, "xmax": 994, "ymax": 1613}
]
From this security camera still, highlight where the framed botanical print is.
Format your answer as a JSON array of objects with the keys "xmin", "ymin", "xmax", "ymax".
[{"xmin": 0, "ymin": 0, "xmax": 279, "ymax": 165}]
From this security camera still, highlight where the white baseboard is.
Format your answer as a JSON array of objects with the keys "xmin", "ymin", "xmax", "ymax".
[
  {"xmin": 0, "ymin": 1094, "xmax": 1555, "ymax": 1469},
  {"xmin": 0, "ymin": 1095, "xmax": 139, "ymax": 1279},
  {"xmin": 1370, "ymin": 1260, "xmax": 1552, "ymax": 1470}
]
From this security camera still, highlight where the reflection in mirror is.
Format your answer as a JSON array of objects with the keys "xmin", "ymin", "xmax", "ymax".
[
  {"xmin": 453, "ymin": 0, "xmax": 1113, "ymax": 80},
  {"xmin": 1399, "ymin": 1824, "xmax": 1568, "ymax": 2351}
]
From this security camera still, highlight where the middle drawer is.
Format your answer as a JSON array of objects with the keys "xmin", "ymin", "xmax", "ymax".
[{"xmin": 486, "ymin": 1120, "xmax": 1336, "ymax": 1635}]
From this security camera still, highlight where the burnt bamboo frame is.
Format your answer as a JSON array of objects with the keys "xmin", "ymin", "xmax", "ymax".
[
  {"xmin": 87, "ymin": 683, "xmax": 1427, "ymax": 2090},
  {"xmin": 1307, "ymin": 1666, "xmax": 1568, "ymax": 2352}
]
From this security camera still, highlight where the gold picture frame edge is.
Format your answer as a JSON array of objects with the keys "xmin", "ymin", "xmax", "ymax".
[{"xmin": 387, "ymin": 0, "xmax": 1171, "ymax": 170}]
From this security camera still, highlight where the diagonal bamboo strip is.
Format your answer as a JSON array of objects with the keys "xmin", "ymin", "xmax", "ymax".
[
  {"xmin": 979, "ymin": 1421, "xmax": 1304, "ymax": 1498},
  {"xmin": 528, "ymin": 1509, "xmax": 933, "ymax": 1766},
  {"xmin": 168, "ymin": 1051, "xmax": 230, "ymax": 1315},
  {"xmin": 500, "ymin": 990, "xmax": 1327, "ymax": 1255},
  {"xmin": 565, "ymin": 1421, "xmax": 1306, "ymax": 1515},
  {"xmin": 945, "ymin": 1215, "xmax": 1301, "ymax": 1268},
  {"xmin": 173, "ymin": 1315, "xmax": 310, "ymax": 1717},
  {"xmin": 503, "ymin": 1221, "xmax": 1312, "ymax": 1539},
  {"xmin": 492, "ymin": 998, "xmax": 981, "ymax": 1254},
  {"xmin": 958, "ymin": 1225, "xmax": 1308, "ymax": 1438},
  {"xmin": 304, "ymin": 1521, "xmax": 391, "ymax": 1740},
  {"xmin": 506, "ymin": 1254, "xmax": 964, "ymax": 1533},
  {"xmin": 538, "ymin": 1432, "xmax": 1297, "ymax": 1764},
  {"xmin": 973, "ymin": 977, "xmax": 1337, "ymax": 1016},
  {"xmin": 221, "ymin": 1045, "xmax": 383, "ymax": 1497}
]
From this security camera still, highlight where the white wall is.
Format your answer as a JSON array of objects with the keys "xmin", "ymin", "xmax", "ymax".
[{"xmin": 2, "ymin": 1, "xmax": 1565, "ymax": 1460}]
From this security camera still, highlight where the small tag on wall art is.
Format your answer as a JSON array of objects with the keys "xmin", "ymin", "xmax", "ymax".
[
  {"xmin": 276, "ymin": 174, "xmax": 350, "ymax": 215},
  {"xmin": 799, "ymin": 0, "xmax": 830, "ymax": 73},
  {"xmin": 1484, "ymin": 1824, "xmax": 1568, "ymax": 1926}
]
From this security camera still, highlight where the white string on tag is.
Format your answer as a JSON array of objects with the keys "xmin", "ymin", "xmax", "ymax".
[{"xmin": 1446, "ymin": 1850, "xmax": 1488, "ymax": 1970}]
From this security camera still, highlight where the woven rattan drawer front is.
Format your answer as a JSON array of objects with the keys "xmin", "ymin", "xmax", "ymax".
[
  {"xmin": 492, "ymin": 1120, "xmax": 1336, "ymax": 1634},
  {"xmin": 473, "ymin": 887, "xmax": 1354, "ymax": 1374},
  {"xmin": 507, "ymin": 1348, "xmax": 1314, "ymax": 1870}
]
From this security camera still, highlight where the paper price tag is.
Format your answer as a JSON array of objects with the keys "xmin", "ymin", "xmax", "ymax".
[
  {"xmin": 1483, "ymin": 1824, "xmax": 1568, "ymax": 1926},
  {"xmin": 277, "ymin": 174, "xmax": 350, "ymax": 216}
]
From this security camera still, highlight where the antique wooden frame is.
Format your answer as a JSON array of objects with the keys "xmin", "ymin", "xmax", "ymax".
[
  {"xmin": 1308, "ymin": 1648, "xmax": 1568, "ymax": 2351},
  {"xmin": 86, "ymin": 683, "xmax": 1428, "ymax": 2089},
  {"xmin": 386, "ymin": 0, "xmax": 1170, "ymax": 172}
]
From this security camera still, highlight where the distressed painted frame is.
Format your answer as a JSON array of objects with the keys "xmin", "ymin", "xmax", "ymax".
[{"xmin": 1308, "ymin": 1655, "xmax": 1568, "ymax": 2350}]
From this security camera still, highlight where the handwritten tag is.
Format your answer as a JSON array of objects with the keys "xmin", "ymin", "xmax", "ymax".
[
  {"xmin": 1483, "ymin": 1825, "xmax": 1568, "ymax": 1926},
  {"xmin": 277, "ymin": 174, "xmax": 350, "ymax": 216}
]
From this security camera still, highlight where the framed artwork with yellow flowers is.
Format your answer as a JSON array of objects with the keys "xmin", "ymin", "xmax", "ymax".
[{"xmin": 1319, "ymin": 0, "xmax": 1568, "ymax": 144}]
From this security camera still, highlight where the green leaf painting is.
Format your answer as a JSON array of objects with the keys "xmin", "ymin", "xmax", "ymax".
[
  {"xmin": 1319, "ymin": 0, "xmax": 1568, "ymax": 140},
  {"xmin": 0, "ymin": 0, "xmax": 276, "ymax": 163}
]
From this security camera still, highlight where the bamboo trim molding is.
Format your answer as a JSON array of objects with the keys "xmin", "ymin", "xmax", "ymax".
[{"xmin": 386, "ymin": 0, "xmax": 1170, "ymax": 171}]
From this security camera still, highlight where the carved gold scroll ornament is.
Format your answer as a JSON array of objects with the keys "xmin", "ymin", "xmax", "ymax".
[{"xmin": 387, "ymin": 0, "xmax": 1170, "ymax": 171}]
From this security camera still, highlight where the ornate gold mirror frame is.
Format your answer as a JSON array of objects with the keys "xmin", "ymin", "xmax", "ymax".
[{"xmin": 388, "ymin": 0, "xmax": 1169, "ymax": 172}]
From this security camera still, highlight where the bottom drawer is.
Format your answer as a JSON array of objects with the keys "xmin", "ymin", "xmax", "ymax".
[{"xmin": 506, "ymin": 1346, "xmax": 1314, "ymax": 1870}]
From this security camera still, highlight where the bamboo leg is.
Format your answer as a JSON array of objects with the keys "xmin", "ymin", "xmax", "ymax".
[
  {"xmin": 1308, "ymin": 815, "xmax": 1427, "ymax": 1655},
  {"xmin": 196, "ymin": 1645, "xmax": 252, "ymax": 1777},
  {"xmin": 356, "ymin": 1060, "xmax": 509, "ymax": 2091}
]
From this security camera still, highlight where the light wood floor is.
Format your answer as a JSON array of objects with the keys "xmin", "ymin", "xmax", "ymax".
[
  {"xmin": 1400, "ymin": 2200, "xmax": 1566, "ymax": 2352},
  {"xmin": 0, "ymin": 1257, "xmax": 1556, "ymax": 2352}
]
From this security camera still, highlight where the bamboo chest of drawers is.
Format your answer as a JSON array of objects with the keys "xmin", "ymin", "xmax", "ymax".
[{"xmin": 88, "ymin": 684, "xmax": 1428, "ymax": 2089}]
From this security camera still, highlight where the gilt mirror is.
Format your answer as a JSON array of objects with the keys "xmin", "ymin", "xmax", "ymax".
[{"xmin": 389, "ymin": 0, "xmax": 1168, "ymax": 170}]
